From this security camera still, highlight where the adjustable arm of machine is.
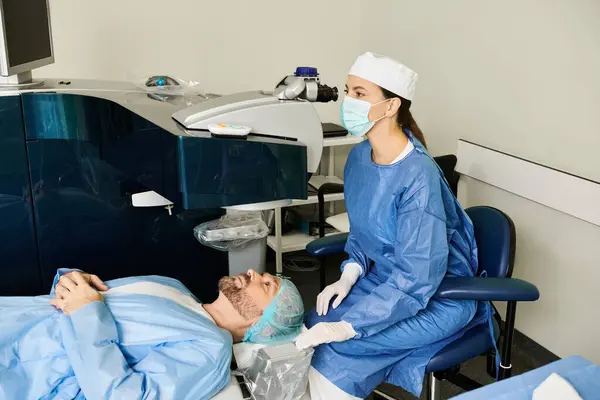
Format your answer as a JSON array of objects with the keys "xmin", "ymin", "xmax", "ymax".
[{"xmin": 273, "ymin": 67, "xmax": 338, "ymax": 103}]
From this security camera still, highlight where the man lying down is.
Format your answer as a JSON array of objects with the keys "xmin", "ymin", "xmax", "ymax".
[{"xmin": 0, "ymin": 268, "xmax": 305, "ymax": 400}]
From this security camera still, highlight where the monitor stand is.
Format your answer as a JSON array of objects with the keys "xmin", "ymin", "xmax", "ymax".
[{"xmin": 0, "ymin": 71, "xmax": 44, "ymax": 89}]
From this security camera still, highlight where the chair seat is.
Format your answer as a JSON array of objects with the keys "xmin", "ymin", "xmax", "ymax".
[{"xmin": 426, "ymin": 318, "xmax": 500, "ymax": 373}]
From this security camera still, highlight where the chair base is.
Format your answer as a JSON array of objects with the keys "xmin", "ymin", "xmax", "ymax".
[
  {"xmin": 371, "ymin": 368, "xmax": 485, "ymax": 400},
  {"xmin": 372, "ymin": 389, "xmax": 397, "ymax": 400},
  {"xmin": 371, "ymin": 374, "xmax": 443, "ymax": 400},
  {"xmin": 436, "ymin": 370, "xmax": 482, "ymax": 392},
  {"xmin": 428, "ymin": 373, "xmax": 442, "ymax": 400}
]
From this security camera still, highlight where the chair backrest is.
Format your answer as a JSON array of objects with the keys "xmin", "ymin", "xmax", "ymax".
[
  {"xmin": 433, "ymin": 154, "xmax": 459, "ymax": 196},
  {"xmin": 466, "ymin": 206, "xmax": 516, "ymax": 278}
]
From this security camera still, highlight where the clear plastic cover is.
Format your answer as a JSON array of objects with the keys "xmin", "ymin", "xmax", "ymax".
[
  {"xmin": 126, "ymin": 72, "xmax": 217, "ymax": 106},
  {"xmin": 193, "ymin": 212, "xmax": 270, "ymax": 251},
  {"xmin": 236, "ymin": 343, "xmax": 314, "ymax": 400}
]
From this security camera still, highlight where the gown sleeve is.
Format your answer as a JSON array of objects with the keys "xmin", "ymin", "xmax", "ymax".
[
  {"xmin": 340, "ymin": 145, "xmax": 371, "ymax": 277},
  {"xmin": 50, "ymin": 268, "xmax": 82, "ymax": 296},
  {"xmin": 340, "ymin": 231, "xmax": 370, "ymax": 277},
  {"xmin": 64, "ymin": 301, "xmax": 231, "ymax": 400},
  {"xmin": 340, "ymin": 187, "xmax": 449, "ymax": 338}
]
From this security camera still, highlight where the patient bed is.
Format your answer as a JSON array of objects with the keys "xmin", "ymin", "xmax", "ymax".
[
  {"xmin": 216, "ymin": 350, "xmax": 600, "ymax": 400},
  {"xmin": 212, "ymin": 376, "xmax": 246, "ymax": 400},
  {"xmin": 213, "ymin": 373, "xmax": 314, "ymax": 400}
]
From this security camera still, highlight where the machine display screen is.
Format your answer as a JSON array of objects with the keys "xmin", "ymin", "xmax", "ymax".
[{"xmin": 2, "ymin": 0, "xmax": 52, "ymax": 68}]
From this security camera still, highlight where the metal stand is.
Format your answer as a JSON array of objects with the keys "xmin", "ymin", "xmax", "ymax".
[
  {"xmin": 275, "ymin": 206, "xmax": 283, "ymax": 274},
  {"xmin": 499, "ymin": 301, "xmax": 517, "ymax": 380},
  {"xmin": 428, "ymin": 373, "xmax": 442, "ymax": 400},
  {"xmin": 224, "ymin": 200, "xmax": 290, "ymax": 275},
  {"xmin": 228, "ymin": 237, "xmax": 267, "ymax": 276},
  {"xmin": 224, "ymin": 208, "xmax": 270, "ymax": 276},
  {"xmin": 0, "ymin": 72, "xmax": 44, "ymax": 89}
]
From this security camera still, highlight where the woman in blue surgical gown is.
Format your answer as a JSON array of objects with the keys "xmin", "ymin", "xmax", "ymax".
[{"xmin": 296, "ymin": 52, "xmax": 490, "ymax": 399}]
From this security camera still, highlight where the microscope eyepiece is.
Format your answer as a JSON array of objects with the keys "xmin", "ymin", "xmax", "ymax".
[{"xmin": 316, "ymin": 84, "xmax": 338, "ymax": 103}]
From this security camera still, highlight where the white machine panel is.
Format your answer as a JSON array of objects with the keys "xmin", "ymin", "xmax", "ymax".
[{"xmin": 173, "ymin": 91, "xmax": 324, "ymax": 174}]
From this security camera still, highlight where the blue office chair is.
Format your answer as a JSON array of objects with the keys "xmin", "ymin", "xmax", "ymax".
[{"xmin": 306, "ymin": 206, "xmax": 540, "ymax": 399}]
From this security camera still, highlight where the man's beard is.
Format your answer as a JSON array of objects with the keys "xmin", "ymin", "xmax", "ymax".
[{"xmin": 218, "ymin": 275, "xmax": 262, "ymax": 320}]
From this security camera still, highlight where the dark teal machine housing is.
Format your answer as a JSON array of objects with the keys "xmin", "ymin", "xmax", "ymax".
[
  {"xmin": 0, "ymin": 96, "xmax": 41, "ymax": 295},
  {"xmin": 0, "ymin": 92, "xmax": 308, "ymax": 298}
]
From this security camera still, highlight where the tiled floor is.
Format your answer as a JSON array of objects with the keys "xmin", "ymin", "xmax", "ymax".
[{"xmin": 268, "ymin": 252, "xmax": 557, "ymax": 400}]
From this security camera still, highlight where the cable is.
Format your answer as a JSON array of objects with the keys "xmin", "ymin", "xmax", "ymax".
[{"xmin": 283, "ymin": 255, "xmax": 321, "ymax": 272}]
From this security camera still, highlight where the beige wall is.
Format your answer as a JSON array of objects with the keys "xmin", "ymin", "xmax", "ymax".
[
  {"xmin": 41, "ymin": 0, "xmax": 361, "ymax": 124},
  {"xmin": 360, "ymin": 0, "xmax": 600, "ymax": 180},
  {"xmin": 360, "ymin": 0, "xmax": 600, "ymax": 362}
]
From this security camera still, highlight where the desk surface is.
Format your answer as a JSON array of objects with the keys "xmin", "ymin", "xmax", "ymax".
[{"xmin": 452, "ymin": 356, "xmax": 600, "ymax": 399}]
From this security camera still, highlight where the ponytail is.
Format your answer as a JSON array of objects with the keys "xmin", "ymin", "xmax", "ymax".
[
  {"xmin": 406, "ymin": 111, "xmax": 427, "ymax": 148},
  {"xmin": 380, "ymin": 87, "xmax": 427, "ymax": 149}
]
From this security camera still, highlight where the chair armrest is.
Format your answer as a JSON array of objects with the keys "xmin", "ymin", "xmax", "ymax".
[
  {"xmin": 317, "ymin": 183, "xmax": 345, "ymax": 196},
  {"xmin": 306, "ymin": 233, "xmax": 349, "ymax": 257},
  {"xmin": 435, "ymin": 277, "xmax": 540, "ymax": 301}
]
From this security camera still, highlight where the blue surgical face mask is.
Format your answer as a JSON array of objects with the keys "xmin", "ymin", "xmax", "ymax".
[{"xmin": 340, "ymin": 97, "xmax": 390, "ymax": 137}]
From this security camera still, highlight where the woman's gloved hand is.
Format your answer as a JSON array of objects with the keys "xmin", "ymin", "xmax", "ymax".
[
  {"xmin": 295, "ymin": 322, "xmax": 357, "ymax": 350},
  {"xmin": 317, "ymin": 263, "xmax": 362, "ymax": 316}
]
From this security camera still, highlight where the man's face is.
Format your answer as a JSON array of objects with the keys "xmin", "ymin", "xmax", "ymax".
[{"xmin": 218, "ymin": 270, "xmax": 281, "ymax": 321}]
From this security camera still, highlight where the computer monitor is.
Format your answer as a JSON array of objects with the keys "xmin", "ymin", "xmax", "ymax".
[{"xmin": 0, "ymin": 0, "xmax": 54, "ymax": 77}]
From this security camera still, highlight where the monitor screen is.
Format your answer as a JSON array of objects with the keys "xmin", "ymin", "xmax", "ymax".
[{"xmin": 2, "ymin": 0, "xmax": 52, "ymax": 68}]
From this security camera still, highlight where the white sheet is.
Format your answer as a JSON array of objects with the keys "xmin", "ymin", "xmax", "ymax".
[
  {"xmin": 212, "ymin": 375, "xmax": 244, "ymax": 400},
  {"xmin": 532, "ymin": 373, "xmax": 583, "ymax": 400}
]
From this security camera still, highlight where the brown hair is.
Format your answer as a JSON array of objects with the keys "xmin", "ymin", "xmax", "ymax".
[{"xmin": 380, "ymin": 87, "xmax": 427, "ymax": 148}]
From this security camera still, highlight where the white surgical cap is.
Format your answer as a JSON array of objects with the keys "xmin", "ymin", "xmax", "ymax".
[{"xmin": 348, "ymin": 52, "xmax": 418, "ymax": 101}]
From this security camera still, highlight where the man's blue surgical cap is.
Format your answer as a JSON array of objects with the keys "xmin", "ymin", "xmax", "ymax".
[{"xmin": 243, "ymin": 278, "xmax": 304, "ymax": 344}]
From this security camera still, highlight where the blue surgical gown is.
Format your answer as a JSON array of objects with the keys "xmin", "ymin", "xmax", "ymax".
[
  {"xmin": 306, "ymin": 133, "xmax": 490, "ymax": 398},
  {"xmin": 0, "ymin": 269, "xmax": 232, "ymax": 400}
]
